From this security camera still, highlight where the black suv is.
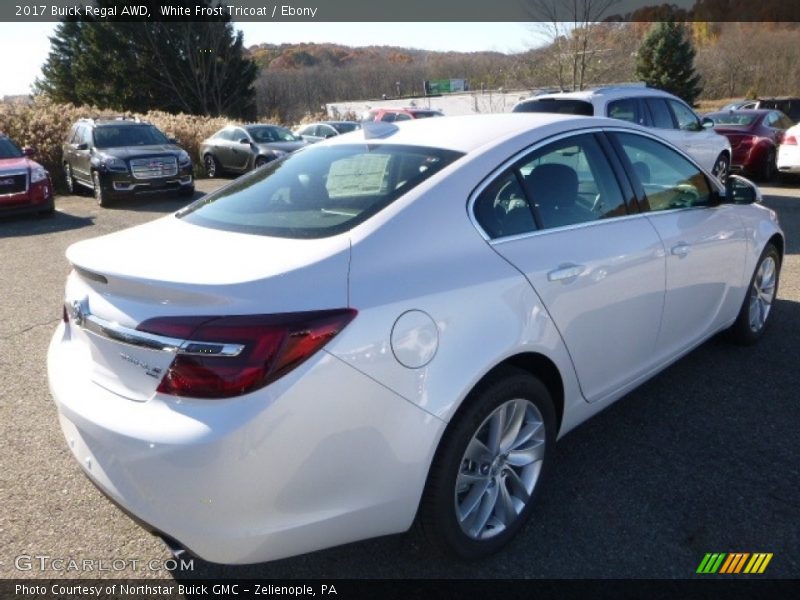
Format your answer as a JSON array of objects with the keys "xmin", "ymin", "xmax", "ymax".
[{"xmin": 62, "ymin": 118, "xmax": 194, "ymax": 206}]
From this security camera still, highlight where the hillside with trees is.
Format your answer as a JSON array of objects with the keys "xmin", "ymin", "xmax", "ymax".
[{"xmin": 249, "ymin": 22, "xmax": 799, "ymax": 122}]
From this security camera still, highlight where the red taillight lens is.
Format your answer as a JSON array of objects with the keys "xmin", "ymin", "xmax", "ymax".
[
  {"xmin": 137, "ymin": 309, "xmax": 357, "ymax": 399},
  {"xmin": 783, "ymin": 134, "xmax": 798, "ymax": 146}
]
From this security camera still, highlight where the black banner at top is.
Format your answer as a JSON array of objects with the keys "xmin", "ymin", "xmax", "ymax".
[{"xmin": 3, "ymin": 0, "xmax": 800, "ymax": 22}]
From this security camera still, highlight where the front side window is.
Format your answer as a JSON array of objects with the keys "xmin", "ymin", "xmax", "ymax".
[
  {"xmin": 614, "ymin": 132, "xmax": 712, "ymax": 211},
  {"xmin": 179, "ymin": 144, "xmax": 463, "ymax": 238},
  {"xmin": 645, "ymin": 97, "xmax": 675, "ymax": 129},
  {"xmin": 668, "ymin": 100, "xmax": 701, "ymax": 131}
]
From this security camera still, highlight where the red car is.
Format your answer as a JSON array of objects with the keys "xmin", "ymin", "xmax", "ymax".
[
  {"xmin": 0, "ymin": 135, "xmax": 54, "ymax": 217},
  {"xmin": 362, "ymin": 107, "xmax": 444, "ymax": 122},
  {"xmin": 705, "ymin": 109, "xmax": 793, "ymax": 181}
]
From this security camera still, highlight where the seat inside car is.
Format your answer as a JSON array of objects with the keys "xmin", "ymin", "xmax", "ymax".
[{"xmin": 524, "ymin": 163, "xmax": 592, "ymax": 229}]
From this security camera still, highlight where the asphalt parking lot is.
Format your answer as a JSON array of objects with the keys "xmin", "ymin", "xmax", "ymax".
[{"xmin": 0, "ymin": 178, "xmax": 797, "ymax": 580}]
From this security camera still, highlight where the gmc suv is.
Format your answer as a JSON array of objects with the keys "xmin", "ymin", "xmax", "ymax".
[{"xmin": 62, "ymin": 118, "xmax": 194, "ymax": 207}]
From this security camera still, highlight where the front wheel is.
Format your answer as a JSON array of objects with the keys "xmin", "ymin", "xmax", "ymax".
[
  {"xmin": 204, "ymin": 154, "xmax": 221, "ymax": 178},
  {"xmin": 759, "ymin": 149, "xmax": 776, "ymax": 183},
  {"xmin": 419, "ymin": 366, "xmax": 555, "ymax": 560},
  {"xmin": 712, "ymin": 152, "xmax": 730, "ymax": 182},
  {"xmin": 728, "ymin": 243, "xmax": 780, "ymax": 345},
  {"xmin": 92, "ymin": 171, "xmax": 110, "ymax": 207}
]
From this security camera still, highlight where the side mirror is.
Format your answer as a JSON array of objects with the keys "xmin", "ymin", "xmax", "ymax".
[
  {"xmin": 239, "ymin": 138, "xmax": 250, "ymax": 144},
  {"xmin": 168, "ymin": 137, "xmax": 178, "ymax": 144},
  {"xmin": 701, "ymin": 117, "xmax": 715, "ymax": 129},
  {"xmin": 724, "ymin": 174, "xmax": 761, "ymax": 205},
  {"xmin": 73, "ymin": 143, "xmax": 88, "ymax": 151},
  {"xmin": 324, "ymin": 132, "xmax": 336, "ymax": 139},
  {"xmin": 22, "ymin": 146, "xmax": 36, "ymax": 157}
]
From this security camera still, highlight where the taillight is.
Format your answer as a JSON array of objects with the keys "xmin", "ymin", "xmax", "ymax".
[
  {"xmin": 137, "ymin": 309, "xmax": 357, "ymax": 399},
  {"xmin": 783, "ymin": 134, "xmax": 798, "ymax": 146}
]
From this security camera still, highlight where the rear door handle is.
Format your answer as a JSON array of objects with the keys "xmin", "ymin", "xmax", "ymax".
[
  {"xmin": 671, "ymin": 243, "xmax": 691, "ymax": 257},
  {"xmin": 548, "ymin": 264, "xmax": 585, "ymax": 282}
]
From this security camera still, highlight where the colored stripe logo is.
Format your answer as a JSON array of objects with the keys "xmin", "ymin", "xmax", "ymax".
[{"xmin": 697, "ymin": 552, "xmax": 773, "ymax": 574}]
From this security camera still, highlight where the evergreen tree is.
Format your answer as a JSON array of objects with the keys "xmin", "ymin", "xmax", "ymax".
[
  {"xmin": 635, "ymin": 21, "xmax": 703, "ymax": 105},
  {"xmin": 35, "ymin": 1, "xmax": 257, "ymax": 119}
]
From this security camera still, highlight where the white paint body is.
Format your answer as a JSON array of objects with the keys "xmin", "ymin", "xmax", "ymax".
[
  {"xmin": 48, "ymin": 114, "xmax": 782, "ymax": 564},
  {"xmin": 777, "ymin": 124, "xmax": 800, "ymax": 174}
]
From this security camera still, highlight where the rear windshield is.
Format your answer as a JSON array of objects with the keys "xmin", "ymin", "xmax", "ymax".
[
  {"xmin": 513, "ymin": 98, "xmax": 595, "ymax": 116},
  {"xmin": 178, "ymin": 144, "xmax": 463, "ymax": 238},
  {"xmin": 0, "ymin": 137, "xmax": 23, "ymax": 159},
  {"xmin": 708, "ymin": 112, "xmax": 758, "ymax": 126},
  {"xmin": 94, "ymin": 124, "xmax": 170, "ymax": 148}
]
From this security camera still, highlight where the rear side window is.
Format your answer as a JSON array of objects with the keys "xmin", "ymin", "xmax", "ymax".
[
  {"xmin": 179, "ymin": 144, "xmax": 463, "ymax": 238},
  {"xmin": 607, "ymin": 98, "xmax": 645, "ymax": 125},
  {"xmin": 513, "ymin": 98, "xmax": 594, "ymax": 116}
]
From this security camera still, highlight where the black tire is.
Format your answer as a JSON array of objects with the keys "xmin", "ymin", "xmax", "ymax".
[
  {"xmin": 178, "ymin": 185, "xmax": 195, "ymax": 198},
  {"xmin": 38, "ymin": 198, "xmax": 55, "ymax": 217},
  {"xmin": 728, "ymin": 243, "xmax": 781, "ymax": 345},
  {"xmin": 759, "ymin": 149, "xmax": 777, "ymax": 183},
  {"xmin": 92, "ymin": 171, "xmax": 110, "ymax": 207},
  {"xmin": 204, "ymin": 154, "xmax": 221, "ymax": 178},
  {"xmin": 64, "ymin": 163, "xmax": 76, "ymax": 195},
  {"xmin": 419, "ymin": 366, "xmax": 556, "ymax": 560},
  {"xmin": 712, "ymin": 152, "xmax": 730, "ymax": 182}
]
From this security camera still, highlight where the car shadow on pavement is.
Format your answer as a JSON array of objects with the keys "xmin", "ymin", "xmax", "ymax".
[{"xmin": 0, "ymin": 210, "xmax": 95, "ymax": 239}]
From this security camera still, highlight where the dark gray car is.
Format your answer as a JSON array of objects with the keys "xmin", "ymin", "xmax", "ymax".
[{"xmin": 200, "ymin": 124, "xmax": 308, "ymax": 177}]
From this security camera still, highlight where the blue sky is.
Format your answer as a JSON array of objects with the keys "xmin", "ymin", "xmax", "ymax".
[{"xmin": 0, "ymin": 22, "xmax": 538, "ymax": 97}]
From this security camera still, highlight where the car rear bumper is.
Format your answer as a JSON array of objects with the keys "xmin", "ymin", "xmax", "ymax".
[
  {"xmin": 777, "ymin": 145, "xmax": 800, "ymax": 173},
  {"xmin": 48, "ymin": 322, "xmax": 444, "ymax": 564}
]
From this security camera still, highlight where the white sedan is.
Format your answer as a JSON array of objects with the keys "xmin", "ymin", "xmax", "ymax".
[
  {"xmin": 49, "ymin": 114, "xmax": 783, "ymax": 564},
  {"xmin": 777, "ymin": 124, "xmax": 800, "ymax": 176}
]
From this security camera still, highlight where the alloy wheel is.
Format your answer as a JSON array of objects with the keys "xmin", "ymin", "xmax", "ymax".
[
  {"xmin": 455, "ymin": 398, "xmax": 545, "ymax": 540},
  {"xmin": 748, "ymin": 255, "xmax": 777, "ymax": 333}
]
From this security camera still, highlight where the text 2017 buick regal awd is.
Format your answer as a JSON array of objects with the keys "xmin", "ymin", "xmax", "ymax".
[{"xmin": 48, "ymin": 114, "xmax": 783, "ymax": 564}]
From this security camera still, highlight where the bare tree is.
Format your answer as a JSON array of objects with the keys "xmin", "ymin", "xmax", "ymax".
[{"xmin": 529, "ymin": 0, "xmax": 621, "ymax": 91}]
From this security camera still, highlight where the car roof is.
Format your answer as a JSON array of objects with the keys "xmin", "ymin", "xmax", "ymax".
[
  {"xmin": 322, "ymin": 113, "xmax": 642, "ymax": 154},
  {"xmin": 531, "ymin": 86, "xmax": 674, "ymax": 102}
]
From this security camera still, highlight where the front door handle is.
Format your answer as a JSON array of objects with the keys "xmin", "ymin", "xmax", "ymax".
[
  {"xmin": 671, "ymin": 243, "xmax": 691, "ymax": 258},
  {"xmin": 548, "ymin": 264, "xmax": 585, "ymax": 282}
]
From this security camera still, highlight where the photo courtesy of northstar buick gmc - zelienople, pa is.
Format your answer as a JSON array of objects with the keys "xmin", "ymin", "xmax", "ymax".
[{"xmin": 49, "ymin": 114, "xmax": 783, "ymax": 564}]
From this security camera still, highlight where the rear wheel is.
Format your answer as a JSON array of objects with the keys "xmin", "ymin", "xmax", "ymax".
[
  {"xmin": 419, "ymin": 366, "xmax": 555, "ymax": 559},
  {"xmin": 759, "ymin": 149, "xmax": 776, "ymax": 182},
  {"xmin": 712, "ymin": 152, "xmax": 730, "ymax": 182},
  {"xmin": 728, "ymin": 243, "xmax": 780, "ymax": 344}
]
